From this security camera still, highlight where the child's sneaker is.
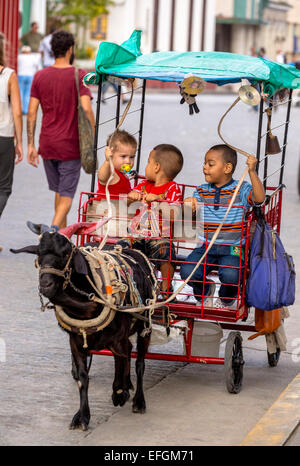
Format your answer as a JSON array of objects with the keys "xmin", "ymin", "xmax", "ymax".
[
  {"xmin": 196, "ymin": 280, "xmax": 216, "ymax": 307},
  {"xmin": 214, "ymin": 298, "xmax": 236, "ymax": 309}
]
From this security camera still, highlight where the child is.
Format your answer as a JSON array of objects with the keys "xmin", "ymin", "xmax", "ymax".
[
  {"xmin": 180, "ymin": 144, "xmax": 265, "ymax": 308},
  {"xmin": 127, "ymin": 144, "xmax": 184, "ymax": 294},
  {"xmin": 96, "ymin": 129, "xmax": 137, "ymax": 199}
]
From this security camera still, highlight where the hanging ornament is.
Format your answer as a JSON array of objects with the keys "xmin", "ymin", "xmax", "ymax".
[
  {"xmin": 179, "ymin": 75, "xmax": 205, "ymax": 115},
  {"xmin": 238, "ymin": 85, "xmax": 261, "ymax": 106},
  {"xmin": 265, "ymin": 108, "xmax": 281, "ymax": 155}
]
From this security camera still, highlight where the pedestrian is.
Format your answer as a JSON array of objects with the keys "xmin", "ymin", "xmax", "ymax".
[
  {"xmin": 0, "ymin": 33, "xmax": 24, "ymax": 251},
  {"xmin": 17, "ymin": 45, "xmax": 42, "ymax": 115},
  {"xmin": 276, "ymin": 49, "xmax": 286, "ymax": 64},
  {"xmin": 101, "ymin": 80, "xmax": 128, "ymax": 104},
  {"xmin": 21, "ymin": 22, "xmax": 43, "ymax": 53},
  {"xmin": 26, "ymin": 30, "xmax": 95, "ymax": 233},
  {"xmin": 39, "ymin": 26, "xmax": 56, "ymax": 68},
  {"xmin": 257, "ymin": 47, "xmax": 268, "ymax": 60}
]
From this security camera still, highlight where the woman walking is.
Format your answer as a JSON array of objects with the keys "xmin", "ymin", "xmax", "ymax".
[{"xmin": 0, "ymin": 33, "xmax": 23, "ymax": 250}]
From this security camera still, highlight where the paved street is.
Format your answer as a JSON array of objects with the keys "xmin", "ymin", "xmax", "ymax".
[{"xmin": 0, "ymin": 90, "xmax": 300, "ymax": 446}]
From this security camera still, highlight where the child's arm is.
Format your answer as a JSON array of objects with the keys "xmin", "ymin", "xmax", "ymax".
[
  {"xmin": 97, "ymin": 146, "xmax": 120, "ymax": 185},
  {"xmin": 184, "ymin": 197, "xmax": 198, "ymax": 212},
  {"xmin": 128, "ymin": 190, "xmax": 142, "ymax": 203},
  {"xmin": 247, "ymin": 155, "xmax": 265, "ymax": 203}
]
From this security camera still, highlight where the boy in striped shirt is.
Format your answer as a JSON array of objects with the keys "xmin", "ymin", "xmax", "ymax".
[{"xmin": 180, "ymin": 144, "xmax": 265, "ymax": 308}]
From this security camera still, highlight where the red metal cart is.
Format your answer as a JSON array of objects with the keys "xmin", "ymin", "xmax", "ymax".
[
  {"xmin": 74, "ymin": 181, "xmax": 283, "ymax": 393},
  {"xmin": 73, "ymin": 41, "xmax": 295, "ymax": 392}
]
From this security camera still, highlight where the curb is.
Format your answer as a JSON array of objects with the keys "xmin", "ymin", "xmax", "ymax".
[{"xmin": 240, "ymin": 373, "xmax": 300, "ymax": 446}]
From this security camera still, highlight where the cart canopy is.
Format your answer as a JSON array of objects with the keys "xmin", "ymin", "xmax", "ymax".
[{"xmin": 84, "ymin": 30, "xmax": 300, "ymax": 95}]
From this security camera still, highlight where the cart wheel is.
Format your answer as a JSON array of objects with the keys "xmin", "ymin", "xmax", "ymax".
[
  {"xmin": 224, "ymin": 331, "xmax": 244, "ymax": 394},
  {"xmin": 71, "ymin": 354, "xmax": 93, "ymax": 380},
  {"xmin": 267, "ymin": 347, "xmax": 281, "ymax": 367}
]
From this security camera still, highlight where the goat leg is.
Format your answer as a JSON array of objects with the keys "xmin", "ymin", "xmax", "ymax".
[
  {"xmin": 69, "ymin": 335, "xmax": 90, "ymax": 430},
  {"xmin": 132, "ymin": 333, "xmax": 150, "ymax": 413},
  {"xmin": 111, "ymin": 339, "xmax": 132, "ymax": 407}
]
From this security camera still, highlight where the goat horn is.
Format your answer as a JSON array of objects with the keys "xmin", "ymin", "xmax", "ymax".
[{"xmin": 58, "ymin": 218, "xmax": 111, "ymax": 239}]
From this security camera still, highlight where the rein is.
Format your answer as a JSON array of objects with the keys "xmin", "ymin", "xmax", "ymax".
[{"xmin": 36, "ymin": 244, "xmax": 77, "ymax": 290}]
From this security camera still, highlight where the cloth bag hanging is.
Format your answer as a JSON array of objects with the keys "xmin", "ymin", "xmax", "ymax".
[{"xmin": 75, "ymin": 68, "xmax": 95, "ymax": 174}]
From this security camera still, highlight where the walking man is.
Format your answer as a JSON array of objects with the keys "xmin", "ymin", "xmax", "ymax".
[
  {"xmin": 21, "ymin": 22, "xmax": 43, "ymax": 53},
  {"xmin": 27, "ymin": 30, "xmax": 95, "ymax": 231}
]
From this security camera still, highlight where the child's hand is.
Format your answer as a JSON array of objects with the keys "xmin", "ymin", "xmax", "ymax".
[
  {"xmin": 246, "ymin": 155, "xmax": 257, "ymax": 173},
  {"xmin": 128, "ymin": 190, "xmax": 142, "ymax": 201},
  {"xmin": 184, "ymin": 197, "xmax": 197, "ymax": 212},
  {"xmin": 105, "ymin": 146, "xmax": 114, "ymax": 161},
  {"xmin": 144, "ymin": 193, "xmax": 160, "ymax": 202}
]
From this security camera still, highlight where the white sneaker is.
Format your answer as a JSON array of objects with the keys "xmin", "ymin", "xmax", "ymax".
[
  {"xmin": 196, "ymin": 281, "xmax": 216, "ymax": 308},
  {"xmin": 214, "ymin": 298, "xmax": 236, "ymax": 309}
]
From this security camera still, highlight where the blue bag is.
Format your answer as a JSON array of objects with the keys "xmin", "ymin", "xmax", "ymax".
[{"xmin": 246, "ymin": 212, "xmax": 295, "ymax": 311}]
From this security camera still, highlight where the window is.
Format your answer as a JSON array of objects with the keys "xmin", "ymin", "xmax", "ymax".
[{"xmin": 90, "ymin": 14, "xmax": 108, "ymax": 41}]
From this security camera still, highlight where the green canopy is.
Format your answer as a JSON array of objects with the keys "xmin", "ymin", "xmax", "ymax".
[{"xmin": 84, "ymin": 30, "xmax": 300, "ymax": 95}]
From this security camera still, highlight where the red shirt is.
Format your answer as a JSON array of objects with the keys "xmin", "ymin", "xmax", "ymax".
[
  {"xmin": 96, "ymin": 169, "xmax": 131, "ymax": 199},
  {"xmin": 131, "ymin": 180, "xmax": 183, "ymax": 237},
  {"xmin": 30, "ymin": 66, "xmax": 92, "ymax": 161},
  {"xmin": 133, "ymin": 179, "xmax": 183, "ymax": 203}
]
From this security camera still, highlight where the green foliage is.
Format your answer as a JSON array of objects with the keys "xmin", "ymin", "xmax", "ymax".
[
  {"xmin": 47, "ymin": 0, "xmax": 113, "ymax": 51},
  {"xmin": 47, "ymin": 0, "xmax": 113, "ymax": 27}
]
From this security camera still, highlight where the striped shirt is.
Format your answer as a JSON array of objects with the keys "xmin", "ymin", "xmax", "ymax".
[{"xmin": 193, "ymin": 179, "xmax": 253, "ymax": 245}]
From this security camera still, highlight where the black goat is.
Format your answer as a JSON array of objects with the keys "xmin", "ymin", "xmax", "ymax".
[{"xmin": 11, "ymin": 228, "xmax": 156, "ymax": 430}]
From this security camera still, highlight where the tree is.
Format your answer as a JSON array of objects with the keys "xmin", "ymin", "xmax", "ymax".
[{"xmin": 47, "ymin": 0, "xmax": 113, "ymax": 50}]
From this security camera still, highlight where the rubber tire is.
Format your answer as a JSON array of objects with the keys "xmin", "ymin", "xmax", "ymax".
[
  {"xmin": 224, "ymin": 331, "xmax": 244, "ymax": 394},
  {"xmin": 267, "ymin": 347, "xmax": 281, "ymax": 367}
]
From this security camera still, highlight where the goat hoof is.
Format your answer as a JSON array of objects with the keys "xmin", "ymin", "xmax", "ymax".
[
  {"xmin": 112, "ymin": 389, "xmax": 130, "ymax": 407},
  {"xmin": 128, "ymin": 380, "xmax": 134, "ymax": 391},
  {"xmin": 132, "ymin": 398, "xmax": 146, "ymax": 414},
  {"xmin": 70, "ymin": 411, "xmax": 89, "ymax": 430}
]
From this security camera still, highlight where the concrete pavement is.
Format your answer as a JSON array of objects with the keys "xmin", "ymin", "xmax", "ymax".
[{"xmin": 1, "ymin": 92, "xmax": 300, "ymax": 446}]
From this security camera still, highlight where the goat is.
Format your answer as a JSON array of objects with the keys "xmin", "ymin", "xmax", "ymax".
[{"xmin": 11, "ymin": 222, "xmax": 157, "ymax": 430}]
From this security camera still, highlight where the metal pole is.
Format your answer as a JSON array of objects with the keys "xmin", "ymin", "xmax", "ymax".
[
  {"xmin": 152, "ymin": 0, "xmax": 160, "ymax": 52},
  {"xmin": 169, "ymin": 0, "xmax": 176, "ymax": 50},
  {"xmin": 263, "ymin": 101, "xmax": 273, "ymax": 190},
  {"xmin": 136, "ymin": 79, "xmax": 147, "ymax": 175},
  {"xmin": 187, "ymin": 0, "xmax": 194, "ymax": 51},
  {"xmin": 115, "ymin": 85, "xmax": 121, "ymax": 127},
  {"xmin": 255, "ymin": 83, "xmax": 264, "ymax": 174},
  {"xmin": 201, "ymin": 0, "xmax": 207, "ymax": 50},
  {"xmin": 279, "ymin": 89, "xmax": 293, "ymax": 185},
  {"xmin": 90, "ymin": 75, "xmax": 103, "ymax": 193}
]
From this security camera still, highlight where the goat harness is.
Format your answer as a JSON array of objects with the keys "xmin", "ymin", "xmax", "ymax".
[{"xmin": 38, "ymin": 243, "xmax": 158, "ymax": 348}]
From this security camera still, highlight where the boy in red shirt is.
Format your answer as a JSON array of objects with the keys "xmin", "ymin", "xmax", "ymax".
[
  {"xmin": 128, "ymin": 144, "xmax": 183, "ymax": 295},
  {"xmin": 96, "ymin": 129, "xmax": 137, "ymax": 199}
]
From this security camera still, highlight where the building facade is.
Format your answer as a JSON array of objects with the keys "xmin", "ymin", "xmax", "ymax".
[
  {"xmin": 215, "ymin": 0, "xmax": 300, "ymax": 61},
  {"xmin": 19, "ymin": 0, "xmax": 47, "ymax": 36},
  {"xmin": 0, "ymin": 0, "xmax": 20, "ymax": 70},
  {"xmin": 89, "ymin": 0, "xmax": 216, "ymax": 54},
  {"xmin": 215, "ymin": 0, "xmax": 268, "ymax": 55}
]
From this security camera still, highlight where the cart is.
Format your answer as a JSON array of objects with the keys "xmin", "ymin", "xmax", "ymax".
[{"xmin": 75, "ymin": 30, "xmax": 299, "ymax": 393}]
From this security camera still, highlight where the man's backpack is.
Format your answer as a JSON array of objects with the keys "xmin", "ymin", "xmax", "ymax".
[{"xmin": 246, "ymin": 209, "xmax": 295, "ymax": 311}]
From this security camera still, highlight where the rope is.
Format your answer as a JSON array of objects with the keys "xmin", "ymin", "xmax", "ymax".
[
  {"xmin": 97, "ymin": 79, "xmax": 134, "ymax": 251},
  {"xmin": 98, "ymin": 95, "xmax": 253, "ymax": 313},
  {"xmin": 70, "ymin": 93, "xmax": 255, "ymax": 318}
]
